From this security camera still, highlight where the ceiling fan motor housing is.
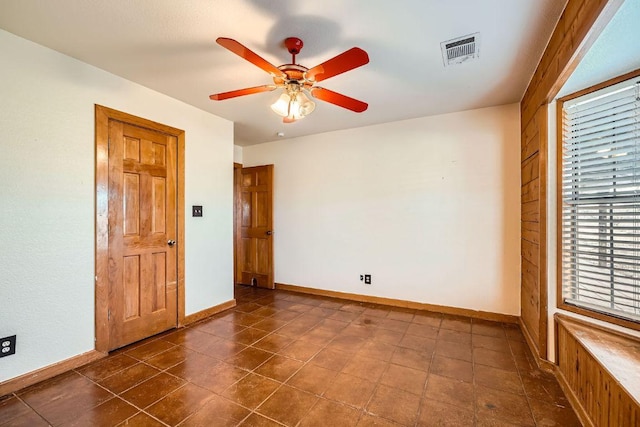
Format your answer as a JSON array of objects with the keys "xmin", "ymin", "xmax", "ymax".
[
  {"xmin": 274, "ymin": 64, "xmax": 310, "ymax": 88},
  {"xmin": 285, "ymin": 37, "xmax": 304, "ymax": 55}
]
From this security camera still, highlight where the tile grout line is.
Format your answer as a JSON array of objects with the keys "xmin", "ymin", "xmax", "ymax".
[
  {"xmin": 12, "ymin": 393, "xmax": 51, "ymax": 426},
  {"xmin": 509, "ymin": 332, "xmax": 540, "ymax": 427},
  {"xmin": 470, "ymin": 321, "xmax": 476, "ymax": 426},
  {"xmin": 412, "ymin": 317, "xmax": 444, "ymax": 427}
]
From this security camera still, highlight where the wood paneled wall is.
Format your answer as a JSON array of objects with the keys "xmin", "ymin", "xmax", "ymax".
[
  {"xmin": 520, "ymin": 105, "xmax": 547, "ymax": 358},
  {"xmin": 519, "ymin": 0, "xmax": 622, "ymax": 361},
  {"xmin": 556, "ymin": 316, "xmax": 640, "ymax": 426}
]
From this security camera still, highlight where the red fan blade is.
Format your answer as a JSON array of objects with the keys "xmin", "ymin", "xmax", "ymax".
[
  {"xmin": 217, "ymin": 37, "xmax": 285, "ymax": 78},
  {"xmin": 305, "ymin": 47, "xmax": 369, "ymax": 82},
  {"xmin": 209, "ymin": 85, "xmax": 276, "ymax": 100},
  {"xmin": 310, "ymin": 87, "xmax": 368, "ymax": 112}
]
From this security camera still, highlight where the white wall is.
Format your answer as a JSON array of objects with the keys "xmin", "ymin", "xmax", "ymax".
[
  {"xmin": 243, "ymin": 104, "xmax": 521, "ymax": 315},
  {"xmin": 0, "ymin": 30, "xmax": 234, "ymax": 382},
  {"xmin": 234, "ymin": 145, "xmax": 244, "ymax": 164}
]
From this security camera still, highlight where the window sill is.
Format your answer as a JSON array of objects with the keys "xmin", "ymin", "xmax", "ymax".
[
  {"xmin": 557, "ymin": 301, "xmax": 640, "ymax": 333},
  {"xmin": 555, "ymin": 313, "xmax": 640, "ymax": 407}
]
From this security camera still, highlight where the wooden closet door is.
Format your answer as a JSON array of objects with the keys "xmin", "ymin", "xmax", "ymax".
[
  {"xmin": 238, "ymin": 165, "xmax": 274, "ymax": 289},
  {"xmin": 107, "ymin": 121, "xmax": 178, "ymax": 350}
]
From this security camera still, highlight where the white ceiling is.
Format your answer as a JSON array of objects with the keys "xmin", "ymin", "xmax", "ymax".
[{"xmin": 0, "ymin": 0, "xmax": 567, "ymax": 146}]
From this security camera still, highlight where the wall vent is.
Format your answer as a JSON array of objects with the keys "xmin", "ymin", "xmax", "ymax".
[{"xmin": 441, "ymin": 33, "xmax": 480, "ymax": 66}]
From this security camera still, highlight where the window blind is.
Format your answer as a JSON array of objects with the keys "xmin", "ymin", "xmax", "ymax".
[{"xmin": 561, "ymin": 78, "xmax": 640, "ymax": 322}]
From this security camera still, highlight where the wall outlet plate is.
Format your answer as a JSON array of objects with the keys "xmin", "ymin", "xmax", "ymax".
[
  {"xmin": 192, "ymin": 205, "xmax": 203, "ymax": 217},
  {"xmin": 0, "ymin": 335, "xmax": 16, "ymax": 357},
  {"xmin": 364, "ymin": 274, "xmax": 371, "ymax": 285}
]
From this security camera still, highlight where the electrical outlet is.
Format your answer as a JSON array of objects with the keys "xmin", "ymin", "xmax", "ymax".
[
  {"xmin": 364, "ymin": 274, "xmax": 372, "ymax": 285},
  {"xmin": 0, "ymin": 335, "xmax": 16, "ymax": 358},
  {"xmin": 192, "ymin": 205, "xmax": 203, "ymax": 217}
]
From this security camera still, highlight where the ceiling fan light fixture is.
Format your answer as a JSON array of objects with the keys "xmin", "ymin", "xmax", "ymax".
[
  {"xmin": 270, "ymin": 92, "xmax": 291, "ymax": 116},
  {"xmin": 294, "ymin": 91, "xmax": 315, "ymax": 117},
  {"xmin": 270, "ymin": 86, "xmax": 315, "ymax": 122}
]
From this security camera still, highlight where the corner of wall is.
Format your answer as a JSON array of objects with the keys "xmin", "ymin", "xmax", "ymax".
[{"xmin": 234, "ymin": 145, "xmax": 243, "ymax": 164}]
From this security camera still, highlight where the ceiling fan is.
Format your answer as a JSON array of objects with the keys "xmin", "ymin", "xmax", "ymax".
[{"xmin": 210, "ymin": 37, "xmax": 370, "ymax": 123}]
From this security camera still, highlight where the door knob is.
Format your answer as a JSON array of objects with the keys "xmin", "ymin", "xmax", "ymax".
[
  {"xmin": 167, "ymin": 240, "xmax": 176, "ymax": 246},
  {"xmin": 265, "ymin": 231, "xmax": 273, "ymax": 236}
]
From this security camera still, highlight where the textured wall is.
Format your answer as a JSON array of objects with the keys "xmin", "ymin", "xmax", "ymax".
[
  {"xmin": 0, "ymin": 29, "xmax": 234, "ymax": 382},
  {"xmin": 244, "ymin": 104, "xmax": 521, "ymax": 315}
]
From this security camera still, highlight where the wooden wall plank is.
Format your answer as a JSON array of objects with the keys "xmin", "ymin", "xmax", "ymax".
[
  {"xmin": 521, "ymin": 240, "xmax": 539, "ymax": 267},
  {"xmin": 518, "ymin": 0, "xmax": 622, "ymax": 362},
  {"xmin": 521, "ymin": 115, "xmax": 540, "ymax": 162},
  {"xmin": 521, "ymin": 269, "xmax": 540, "ymax": 345},
  {"xmin": 522, "ymin": 221, "xmax": 540, "ymax": 245},
  {"xmin": 521, "ymin": 178, "xmax": 540, "ymax": 204},
  {"xmin": 521, "ymin": 155, "xmax": 539, "ymax": 185},
  {"xmin": 521, "ymin": 200, "xmax": 540, "ymax": 223}
]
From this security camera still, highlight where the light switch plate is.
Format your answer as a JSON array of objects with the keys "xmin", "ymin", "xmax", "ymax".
[{"xmin": 192, "ymin": 205, "xmax": 203, "ymax": 217}]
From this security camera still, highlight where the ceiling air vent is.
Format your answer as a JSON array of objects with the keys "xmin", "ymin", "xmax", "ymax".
[{"xmin": 441, "ymin": 33, "xmax": 480, "ymax": 66}]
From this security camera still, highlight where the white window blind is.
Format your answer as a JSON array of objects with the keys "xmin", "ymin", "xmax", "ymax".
[{"xmin": 561, "ymin": 77, "xmax": 640, "ymax": 322}]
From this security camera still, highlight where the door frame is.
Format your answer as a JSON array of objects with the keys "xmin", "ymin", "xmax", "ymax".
[
  {"xmin": 94, "ymin": 105, "xmax": 186, "ymax": 353},
  {"xmin": 233, "ymin": 162, "xmax": 242, "ymax": 285}
]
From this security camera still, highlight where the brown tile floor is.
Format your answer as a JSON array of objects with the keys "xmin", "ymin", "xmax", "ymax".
[{"xmin": 1, "ymin": 285, "xmax": 581, "ymax": 426}]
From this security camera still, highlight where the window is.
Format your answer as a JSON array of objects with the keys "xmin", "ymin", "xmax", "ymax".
[{"xmin": 558, "ymin": 71, "xmax": 640, "ymax": 329}]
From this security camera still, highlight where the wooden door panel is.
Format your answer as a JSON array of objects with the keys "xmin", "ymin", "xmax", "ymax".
[
  {"xmin": 123, "ymin": 173, "xmax": 140, "ymax": 236},
  {"xmin": 152, "ymin": 252, "xmax": 167, "ymax": 312},
  {"xmin": 242, "ymin": 172, "xmax": 253, "ymax": 187},
  {"xmin": 256, "ymin": 239, "xmax": 269, "ymax": 274},
  {"xmin": 255, "ymin": 192, "xmax": 268, "ymax": 227},
  {"xmin": 237, "ymin": 165, "xmax": 274, "ymax": 289},
  {"xmin": 241, "ymin": 238, "xmax": 253, "ymax": 271},
  {"xmin": 124, "ymin": 137, "xmax": 140, "ymax": 161},
  {"xmin": 139, "ymin": 140, "xmax": 164, "ymax": 166},
  {"xmin": 108, "ymin": 121, "xmax": 178, "ymax": 350},
  {"xmin": 123, "ymin": 255, "xmax": 141, "ymax": 319},
  {"xmin": 255, "ymin": 168, "xmax": 268, "ymax": 186},
  {"xmin": 241, "ymin": 192, "xmax": 252, "ymax": 227},
  {"xmin": 152, "ymin": 177, "xmax": 166, "ymax": 233},
  {"xmin": 153, "ymin": 143, "xmax": 166, "ymax": 166}
]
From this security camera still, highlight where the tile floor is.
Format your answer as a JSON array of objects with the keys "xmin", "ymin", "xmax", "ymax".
[{"xmin": 1, "ymin": 285, "xmax": 581, "ymax": 426}]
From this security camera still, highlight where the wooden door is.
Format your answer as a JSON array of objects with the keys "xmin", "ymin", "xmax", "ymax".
[
  {"xmin": 237, "ymin": 165, "xmax": 274, "ymax": 289},
  {"xmin": 107, "ymin": 121, "xmax": 178, "ymax": 350}
]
